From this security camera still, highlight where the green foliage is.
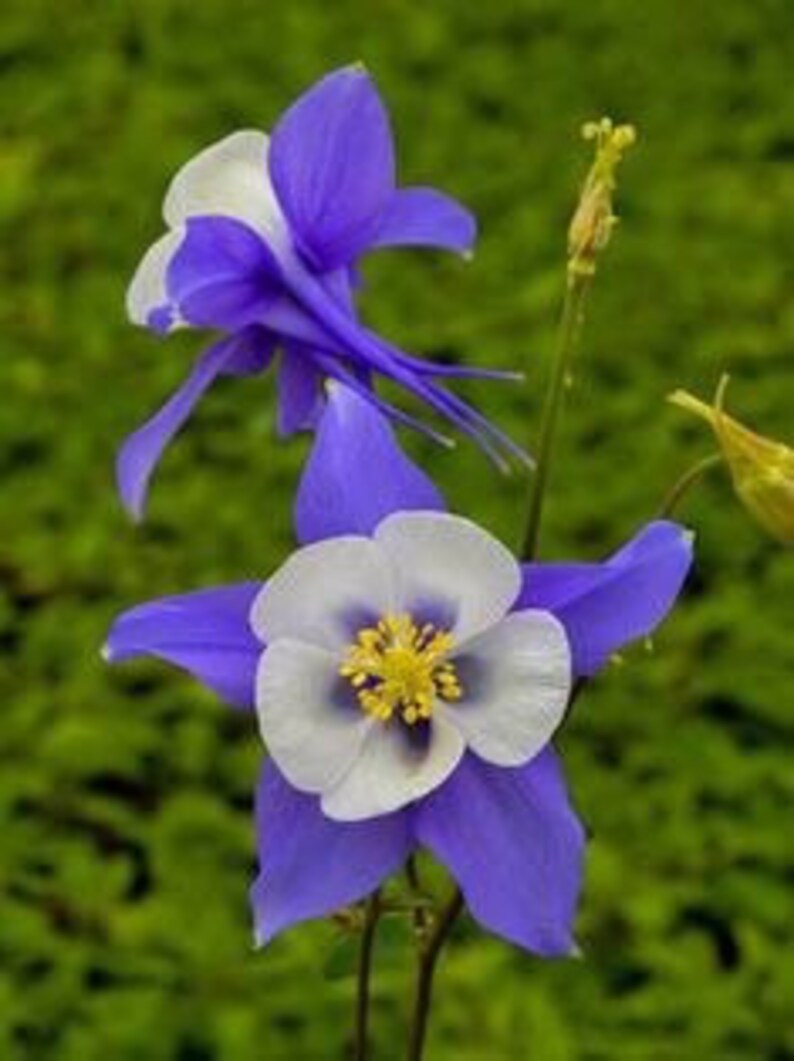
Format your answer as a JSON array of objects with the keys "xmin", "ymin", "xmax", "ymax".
[{"xmin": 0, "ymin": 0, "xmax": 791, "ymax": 1057}]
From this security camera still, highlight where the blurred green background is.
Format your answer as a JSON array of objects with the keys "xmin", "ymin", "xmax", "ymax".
[{"xmin": 1, "ymin": 0, "xmax": 792, "ymax": 1057}]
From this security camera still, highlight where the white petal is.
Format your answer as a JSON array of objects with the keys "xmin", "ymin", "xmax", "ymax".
[
  {"xmin": 322, "ymin": 714, "xmax": 465, "ymax": 822},
  {"xmin": 446, "ymin": 610, "xmax": 571, "ymax": 767},
  {"xmin": 125, "ymin": 229, "xmax": 184, "ymax": 326},
  {"xmin": 374, "ymin": 512, "xmax": 521, "ymax": 644},
  {"xmin": 256, "ymin": 639, "xmax": 372, "ymax": 793},
  {"xmin": 163, "ymin": 130, "xmax": 287, "ymax": 247},
  {"xmin": 250, "ymin": 537, "xmax": 396, "ymax": 652}
]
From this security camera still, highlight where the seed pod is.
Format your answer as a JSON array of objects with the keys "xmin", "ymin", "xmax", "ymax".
[{"xmin": 669, "ymin": 377, "xmax": 794, "ymax": 545}]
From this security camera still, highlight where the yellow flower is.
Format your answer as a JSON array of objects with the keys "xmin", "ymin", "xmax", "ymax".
[{"xmin": 669, "ymin": 377, "xmax": 794, "ymax": 545}]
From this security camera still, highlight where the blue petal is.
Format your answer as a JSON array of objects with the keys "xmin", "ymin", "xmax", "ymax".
[
  {"xmin": 415, "ymin": 750, "xmax": 585, "ymax": 957},
  {"xmin": 104, "ymin": 583, "xmax": 262, "ymax": 709},
  {"xmin": 294, "ymin": 382, "xmax": 446, "ymax": 544},
  {"xmin": 519, "ymin": 521, "xmax": 694, "ymax": 676},
  {"xmin": 222, "ymin": 325, "xmax": 279, "ymax": 376},
  {"xmin": 251, "ymin": 759, "xmax": 412, "ymax": 945},
  {"xmin": 276, "ymin": 345, "xmax": 324, "ymax": 436},
  {"xmin": 269, "ymin": 66, "xmax": 395, "ymax": 271},
  {"xmin": 116, "ymin": 332, "xmax": 276, "ymax": 520},
  {"xmin": 167, "ymin": 216, "xmax": 283, "ymax": 330},
  {"xmin": 372, "ymin": 187, "xmax": 477, "ymax": 256}
]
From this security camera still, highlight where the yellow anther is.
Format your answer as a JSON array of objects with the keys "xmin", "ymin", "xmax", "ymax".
[{"xmin": 339, "ymin": 613, "xmax": 464, "ymax": 725}]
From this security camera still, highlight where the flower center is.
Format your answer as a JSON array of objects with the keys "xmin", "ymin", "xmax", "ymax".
[{"xmin": 339, "ymin": 613, "xmax": 463, "ymax": 725}]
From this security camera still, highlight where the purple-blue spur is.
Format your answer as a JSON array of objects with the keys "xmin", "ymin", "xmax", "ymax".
[
  {"xmin": 120, "ymin": 64, "xmax": 524, "ymax": 519},
  {"xmin": 105, "ymin": 384, "xmax": 694, "ymax": 955}
]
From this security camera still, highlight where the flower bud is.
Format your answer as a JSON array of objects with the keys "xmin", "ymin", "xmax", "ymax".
[
  {"xmin": 669, "ymin": 378, "xmax": 794, "ymax": 545},
  {"xmin": 568, "ymin": 118, "xmax": 637, "ymax": 279}
]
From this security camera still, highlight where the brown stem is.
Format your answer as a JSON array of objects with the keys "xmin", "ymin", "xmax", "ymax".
[
  {"xmin": 354, "ymin": 890, "xmax": 381, "ymax": 1061},
  {"xmin": 405, "ymin": 855, "xmax": 429, "ymax": 935},
  {"xmin": 406, "ymin": 888, "xmax": 464, "ymax": 1061}
]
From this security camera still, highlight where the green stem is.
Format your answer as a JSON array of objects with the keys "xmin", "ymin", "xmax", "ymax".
[
  {"xmin": 406, "ymin": 887, "xmax": 464, "ymax": 1061},
  {"xmin": 405, "ymin": 855, "xmax": 429, "ymax": 935},
  {"xmin": 658, "ymin": 453, "xmax": 723, "ymax": 518},
  {"xmin": 354, "ymin": 890, "xmax": 382, "ymax": 1061},
  {"xmin": 522, "ymin": 270, "xmax": 592, "ymax": 560}
]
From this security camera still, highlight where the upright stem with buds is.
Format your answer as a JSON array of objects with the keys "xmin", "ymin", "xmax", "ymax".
[{"xmin": 522, "ymin": 118, "xmax": 636, "ymax": 561}]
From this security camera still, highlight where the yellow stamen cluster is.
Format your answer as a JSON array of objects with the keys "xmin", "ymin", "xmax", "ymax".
[
  {"xmin": 339, "ymin": 613, "xmax": 463, "ymax": 725},
  {"xmin": 568, "ymin": 117, "xmax": 637, "ymax": 278}
]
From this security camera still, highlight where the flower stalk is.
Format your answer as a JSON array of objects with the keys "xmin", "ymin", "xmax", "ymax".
[
  {"xmin": 354, "ymin": 889, "xmax": 382, "ymax": 1061},
  {"xmin": 658, "ymin": 452, "xmax": 723, "ymax": 518},
  {"xmin": 407, "ymin": 887, "xmax": 465, "ymax": 1061},
  {"xmin": 521, "ymin": 269, "xmax": 591, "ymax": 560},
  {"xmin": 521, "ymin": 118, "xmax": 635, "ymax": 561},
  {"xmin": 405, "ymin": 855, "xmax": 429, "ymax": 936}
]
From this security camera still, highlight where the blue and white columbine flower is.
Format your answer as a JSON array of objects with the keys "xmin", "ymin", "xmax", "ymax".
[
  {"xmin": 106, "ymin": 384, "xmax": 693, "ymax": 955},
  {"xmin": 251, "ymin": 511, "xmax": 571, "ymax": 822},
  {"xmin": 120, "ymin": 65, "xmax": 524, "ymax": 519}
]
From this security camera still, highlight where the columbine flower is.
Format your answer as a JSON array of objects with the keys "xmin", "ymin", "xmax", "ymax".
[
  {"xmin": 670, "ymin": 377, "xmax": 794, "ymax": 545},
  {"xmin": 120, "ymin": 64, "xmax": 524, "ymax": 519},
  {"xmin": 250, "ymin": 511, "xmax": 571, "ymax": 822},
  {"xmin": 105, "ymin": 383, "xmax": 693, "ymax": 954}
]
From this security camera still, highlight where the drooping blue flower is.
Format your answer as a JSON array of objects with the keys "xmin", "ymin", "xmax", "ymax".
[
  {"xmin": 105, "ymin": 384, "xmax": 693, "ymax": 955},
  {"xmin": 120, "ymin": 65, "xmax": 525, "ymax": 519}
]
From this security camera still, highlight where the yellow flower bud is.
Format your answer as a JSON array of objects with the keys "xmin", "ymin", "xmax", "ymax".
[
  {"xmin": 669, "ymin": 377, "xmax": 794, "ymax": 545},
  {"xmin": 568, "ymin": 118, "xmax": 637, "ymax": 279}
]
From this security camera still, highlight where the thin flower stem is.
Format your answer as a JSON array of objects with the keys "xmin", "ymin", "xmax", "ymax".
[
  {"xmin": 407, "ymin": 887, "xmax": 464, "ymax": 1061},
  {"xmin": 521, "ymin": 270, "xmax": 592, "ymax": 560},
  {"xmin": 658, "ymin": 453, "xmax": 723, "ymax": 518},
  {"xmin": 405, "ymin": 855, "xmax": 429, "ymax": 935},
  {"xmin": 354, "ymin": 890, "xmax": 382, "ymax": 1061}
]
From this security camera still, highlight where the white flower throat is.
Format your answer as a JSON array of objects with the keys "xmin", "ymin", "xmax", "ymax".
[{"xmin": 339, "ymin": 613, "xmax": 463, "ymax": 725}]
